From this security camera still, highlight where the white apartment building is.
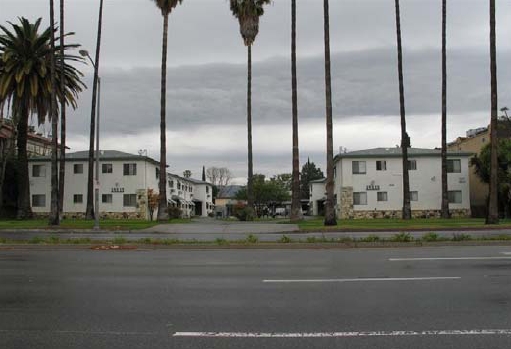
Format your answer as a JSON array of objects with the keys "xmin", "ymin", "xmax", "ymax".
[
  {"xmin": 28, "ymin": 150, "xmax": 213, "ymax": 219},
  {"xmin": 309, "ymin": 147, "xmax": 472, "ymax": 218}
]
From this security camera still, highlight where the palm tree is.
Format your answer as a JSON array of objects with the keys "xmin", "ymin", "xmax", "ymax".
[
  {"xmin": 0, "ymin": 17, "xmax": 85, "ymax": 219},
  {"xmin": 85, "ymin": 0, "xmax": 104, "ymax": 219},
  {"xmin": 487, "ymin": 0, "xmax": 499, "ymax": 224},
  {"xmin": 394, "ymin": 0, "xmax": 411, "ymax": 220},
  {"xmin": 290, "ymin": 0, "xmax": 301, "ymax": 222},
  {"xmin": 440, "ymin": 0, "xmax": 449, "ymax": 218},
  {"xmin": 58, "ymin": 0, "xmax": 66, "ymax": 215},
  {"xmin": 49, "ymin": 0, "xmax": 59, "ymax": 225},
  {"xmin": 229, "ymin": 0, "xmax": 271, "ymax": 211},
  {"xmin": 323, "ymin": 0, "xmax": 336, "ymax": 226},
  {"xmin": 151, "ymin": 0, "xmax": 184, "ymax": 221}
]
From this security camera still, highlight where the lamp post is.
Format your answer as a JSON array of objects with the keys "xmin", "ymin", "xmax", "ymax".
[{"xmin": 80, "ymin": 49, "xmax": 101, "ymax": 230}]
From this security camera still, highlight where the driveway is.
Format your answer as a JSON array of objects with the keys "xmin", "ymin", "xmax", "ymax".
[{"xmin": 141, "ymin": 217, "xmax": 300, "ymax": 234}]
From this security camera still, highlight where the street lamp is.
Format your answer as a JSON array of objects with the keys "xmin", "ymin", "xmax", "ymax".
[{"xmin": 80, "ymin": 49, "xmax": 101, "ymax": 230}]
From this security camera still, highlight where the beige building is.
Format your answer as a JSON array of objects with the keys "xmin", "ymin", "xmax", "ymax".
[{"xmin": 447, "ymin": 127, "xmax": 488, "ymax": 217}]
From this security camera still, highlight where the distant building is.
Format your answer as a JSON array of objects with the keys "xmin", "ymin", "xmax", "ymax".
[
  {"xmin": 28, "ymin": 150, "xmax": 213, "ymax": 219},
  {"xmin": 215, "ymin": 185, "xmax": 245, "ymax": 218},
  {"xmin": 1, "ymin": 120, "xmax": 56, "ymax": 157},
  {"xmin": 310, "ymin": 147, "xmax": 472, "ymax": 219}
]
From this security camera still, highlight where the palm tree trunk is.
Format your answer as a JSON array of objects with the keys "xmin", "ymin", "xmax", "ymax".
[
  {"xmin": 16, "ymin": 108, "xmax": 32, "ymax": 219},
  {"xmin": 487, "ymin": 0, "xmax": 499, "ymax": 224},
  {"xmin": 323, "ymin": 0, "xmax": 336, "ymax": 226},
  {"xmin": 440, "ymin": 0, "xmax": 449, "ymax": 218},
  {"xmin": 247, "ymin": 45, "xmax": 254, "ymax": 209},
  {"xmin": 49, "ymin": 0, "xmax": 60, "ymax": 225},
  {"xmin": 394, "ymin": 0, "xmax": 411, "ymax": 220},
  {"xmin": 86, "ymin": 0, "xmax": 103, "ymax": 219},
  {"xmin": 58, "ymin": 0, "xmax": 66, "ymax": 216},
  {"xmin": 157, "ymin": 13, "xmax": 169, "ymax": 221},
  {"xmin": 290, "ymin": 0, "xmax": 301, "ymax": 222}
]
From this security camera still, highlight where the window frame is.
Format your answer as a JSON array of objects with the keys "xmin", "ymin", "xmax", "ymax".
[
  {"xmin": 377, "ymin": 191, "xmax": 388, "ymax": 202},
  {"xmin": 448, "ymin": 190, "xmax": 462, "ymax": 204},
  {"xmin": 408, "ymin": 160, "xmax": 417, "ymax": 171},
  {"xmin": 410, "ymin": 191, "xmax": 419, "ymax": 201},
  {"xmin": 73, "ymin": 164, "xmax": 84, "ymax": 174},
  {"xmin": 102, "ymin": 163, "xmax": 113, "ymax": 174},
  {"xmin": 352, "ymin": 161, "xmax": 367, "ymax": 175},
  {"xmin": 123, "ymin": 163, "xmax": 137, "ymax": 176},
  {"xmin": 376, "ymin": 160, "xmax": 387, "ymax": 171},
  {"xmin": 447, "ymin": 159, "xmax": 461, "ymax": 173},
  {"xmin": 32, "ymin": 194, "xmax": 46, "ymax": 207},
  {"xmin": 353, "ymin": 192, "xmax": 368, "ymax": 205},
  {"xmin": 32, "ymin": 164, "xmax": 46, "ymax": 178},
  {"xmin": 123, "ymin": 193, "xmax": 137, "ymax": 207},
  {"xmin": 73, "ymin": 194, "xmax": 83, "ymax": 204},
  {"xmin": 102, "ymin": 194, "xmax": 113, "ymax": 204}
]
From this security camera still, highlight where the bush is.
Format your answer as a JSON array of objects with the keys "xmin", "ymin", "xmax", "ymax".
[
  {"xmin": 422, "ymin": 232, "xmax": 439, "ymax": 242},
  {"xmin": 167, "ymin": 206, "xmax": 183, "ymax": 219},
  {"xmin": 452, "ymin": 233, "xmax": 472, "ymax": 241},
  {"xmin": 233, "ymin": 203, "xmax": 255, "ymax": 221},
  {"xmin": 279, "ymin": 235, "xmax": 292, "ymax": 243},
  {"xmin": 390, "ymin": 232, "xmax": 413, "ymax": 242},
  {"xmin": 245, "ymin": 234, "xmax": 258, "ymax": 243},
  {"xmin": 215, "ymin": 238, "xmax": 228, "ymax": 245},
  {"xmin": 360, "ymin": 235, "xmax": 380, "ymax": 243},
  {"xmin": 112, "ymin": 236, "xmax": 127, "ymax": 245}
]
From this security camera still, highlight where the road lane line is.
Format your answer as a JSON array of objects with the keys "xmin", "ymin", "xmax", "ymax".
[
  {"xmin": 173, "ymin": 329, "xmax": 511, "ymax": 338},
  {"xmin": 0, "ymin": 329, "xmax": 158, "ymax": 336},
  {"xmin": 389, "ymin": 257, "xmax": 511, "ymax": 261},
  {"xmin": 501, "ymin": 252, "xmax": 511, "ymax": 255},
  {"xmin": 262, "ymin": 277, "xmax": 460, "ymax": 283}
]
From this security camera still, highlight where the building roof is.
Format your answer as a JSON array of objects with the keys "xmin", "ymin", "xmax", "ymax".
[
  {"xmin": 335, "ymin": 147, "xmax": 473, "ymax": 160},
  {"xmin": 217, "ymin": 185, "xmax": 243, "ymax": 198},
  {"xmin": 29, "ymin": 149, "xmax": 160, "ymax": 166},
  {"xmin": 186, "ymin": 177, "xmax": 212, "ymax": 185},
  {"xmin": 309, "ymin": 178, "xmax": 326, "ymax": 183}
]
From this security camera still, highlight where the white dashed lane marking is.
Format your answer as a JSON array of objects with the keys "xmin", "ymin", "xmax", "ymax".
[{"xmin": 262, "ymin": 277, "xmax": 460, "ymax": 283}]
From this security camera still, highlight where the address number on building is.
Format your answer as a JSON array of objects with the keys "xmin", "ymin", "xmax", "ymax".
[
  {"xmin": 366, "ymin": 184, "xmax": 380, "ymax": 191},
  {"xmin": 111, "ymin": 187, "xmax": 125, "ymax": 193}
]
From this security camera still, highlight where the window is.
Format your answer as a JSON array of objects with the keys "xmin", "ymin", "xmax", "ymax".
[
  {"xmin": 73, "ymin": 194, "xmax": 83, "ymax": 204},
  {"xmin": 32, "ymin": 194, "xmax": 46, "ymax": 207},
  {"xmin": 206, "ymin": 186, "xmax": 209, "ymax": 193},
  {"xmin": 169, "ymin": 180, "xmax": 174, "ymax": 188},
  {"xmin": 333, "ymin": 166, "xmax": 337, "ymax": 178},
  {"xmin": 408, "ymin": 160, "xmax": 417, "ymax": 170},
  {"xmin": 447, "ymin": 159, "xmax": 461, "ymax": 173},
  {"xmin": 376, "ymin": 160, "xmax": 387, "ymax": 171},
  {"xmin": 353, "ymin": 192, "xmax": 367, "ymax": 205},
  {"xmin": 155, "ymin": 167, "xmax": 160, "ymax": 179},
  {"xmin": 352, "ymin": 161, "xmax": 366, "ymax": 174},
  {"xmin": 123, "ymin": 163, "xmax": 137, "ymax": 176},
  {"xmin": 102, "ymin": 163, "xmax": 113, "ymax": 174},
  {"xmin": 123, "ymin": 194, "xmax": 137, "ymax": 207},
  {"xmin": 410, "ymin": 191, "xmax": 418, "ymax": 201},
  {"xmin": 448, "ymin": 190, "xmax": 462, "ymax": 204},
  {"xmin": 177, "ymin": 182, "xmax": 181, "ymax": 190},
  {"xmin": 377, "ymin": 192, "xmax": 388, "ymax": 202},
  {"xmin": 73, "ymin": 164, "xmax": 83, "ymax": 174},
  {"xmin": 32, "ymin": 164, "xmax": 46, "ymax": 177},
  {"xmin": 102, "ymin": 194, "xmax": 113, "ymax": 203}
]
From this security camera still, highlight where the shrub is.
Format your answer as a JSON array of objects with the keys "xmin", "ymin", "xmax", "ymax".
[
  {"xmin": 233, "ymin": 203, "xmax": 255, "ymax": 221},
  {"xmin": 138, "ymin": 237, "xmax": 152, "ymax": 244},
  {"xmin": 112, "ymin": 236, "xmax": 127, "ymax": 245},
  {"xmin": 48, "ymin": 236, "xmax": 60, "ymax": 244},
  {"xmin": 360, "ymin": 235, "xmax": 380, "ymax": 243},
  {"xmin": 306, "ymin": 236, "xmax": 317, "ymax": 243},
  {"xmin": 279, "ymin": 235, "xmax": 292, "ymax": 243},
  {"xmin": 167, "ymin": 206, "xmax": 183, "ymax": 219},
  {"xmin": 452, "ymin": 233, "xmax": 472, "ymax": 241},
  {"xmin": 245, "ymin": 234, "xmax": 258, "ymax": 243},
  {"xmin": 338, "ymin": 236, "xmax": 353, "ymax": 243},
  {"xmin": 161, "ymin": 238, "xmax": 179, "ymax": 245},
  {"xmin": 29, "ymin": 236, "xmax": 44, "ymax": 244},
  {"xmin": 390, "ymin": 232, "xmax": 413, "ymax": 242},
  {"xmin": 422, "ymin": 232, "xmax": 439, "ymax": 242},
  {"xmin": 215, "ymin": 238, "xmax": 228, "ymax": 245}
]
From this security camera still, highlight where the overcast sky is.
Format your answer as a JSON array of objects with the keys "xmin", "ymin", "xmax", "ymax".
[{"xmin": 2, "ymin": 0, "xmax": 511, "ymax": 183}]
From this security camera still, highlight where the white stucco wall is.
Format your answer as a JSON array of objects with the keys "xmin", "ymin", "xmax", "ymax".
[
  {"xmin": 309, "ymin": 180, "xmax": 326, "ymax": 216},
  {"xmin": 335, "ymin": 155, "xmax": 471, "ymax": 212}
]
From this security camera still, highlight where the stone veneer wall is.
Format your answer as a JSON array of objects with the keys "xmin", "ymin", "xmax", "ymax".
[
  {"xmin": 348, "ymin": 208, "xmax": 471, "ymax": 219},
  {"xmin": 339, "ymin": 186, "xmax": 354, "ymax": 219}
]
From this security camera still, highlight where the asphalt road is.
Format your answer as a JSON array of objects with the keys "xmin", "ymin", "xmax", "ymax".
[{"xmin": 1, "ymin": 246, "xmax": 511, "ymax": 348}]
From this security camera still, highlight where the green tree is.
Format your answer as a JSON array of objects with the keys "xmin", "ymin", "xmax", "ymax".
[
  {"xmin": 0, "ymin": 17, "xmax": 85, "ymax": 219},
  {"xmin": 300, "ymin": 159, "xmax": 324, "ymax": 200},
  {"xmin": 487, "ymin": 0, "xmax": 499, "ymax": 224},
  {"xmin": 471, "ymin": 139, "xmax": 511, "ymax": 217},
  {"xmin": 229, "ymin": 0, "xmax": 271, "ymax": 209},
  {"xmin": 272, "ymin": 173, "xmax": 292, "ymax": 191},
  {"xmin": 394, "ymin": 0, "xmax": 411, "ymax": 219},
  {"xmin": 322, "ymin": 0, "xmax": 336, "ymax": 226},
  {"xmin": 85, "ymin": 0, "xmax": 104, "ymax": 219},
  {"xmin": 236, "ymin": 174, "xmax": 290, "ymax": 216},
  {"xmin": 440, "ymin": 0, "xmax": 449, "ymax": 218},
  {"xmin": 151, "ymin": 0, "xmax": 184, "ymax": 221},
  {"xmin": 290, "ymin": 0, "xmax": 301, "ymax": 222}
]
